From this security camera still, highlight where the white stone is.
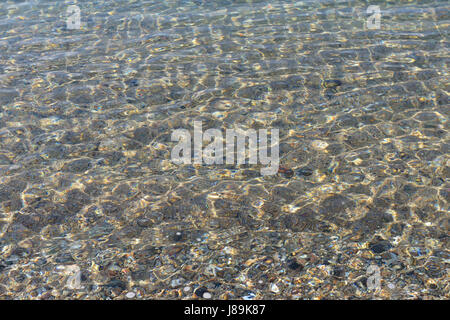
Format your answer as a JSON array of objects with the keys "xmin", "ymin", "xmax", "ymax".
[
  {"xmin": 270, "ymin": 283, "xmax": 280, "ymax": 293},
  {"xmin": 202, "ymin": 292, "xmax": 212, "ymax": 299}
]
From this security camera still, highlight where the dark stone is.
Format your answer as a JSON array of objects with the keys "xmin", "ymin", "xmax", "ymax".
[
  {"xmin": 104, "ymin": 279, "xmax": 127, "ymax": 290},
  {"xmin": 326, "ymin": 143, "xmax": 344, "ymax": 155},
  {"xmin": 170, "ymin": 231, "xmax": 184, "ymax": 242},
  {"xmin": 332, "ymin": 266, "xmax": 345, "ymax": 278},
  {"xmin": 389, "ymin": 222, "xmax": 405, "ymax": 237},
  {"xmin": 13, "ymin": 213, "xmax": 46, "ymax": 232},
  {"xmin": 270, "ymin": 80, "xmax": 291, "ymax": 91},
  {"xmin": 121, "ymin": 138, "xmax": 142, "ymax": 150},
  {"xmin": 125, "ymin": 79, "xmax": 139, "ymax": 87},
  {"xmin": 238, "ymin": 85, "xmax": 268, "ymax": 100},
  {"xmin": 214, "ymin": 199, "xmax": 237, "ymax": 217},
  {"xmin": 369, "ymin": 240, "xmax": 392, "ymax": 254},
  {"xmin": 136, "ymin": 216, "xmax": 153, "ymax": 228},
  {"xmin": 345, "ymin": 131, "xmax": 371, "ymax": 148},
  {"xmin": 140, "ymin": 181, "xmax": 169, "ymax": 195},
  {"xmin": 272, "ymin": 186, "xmax": 296, "ymax": 202},
  {"xmin": 84, "ymin": 182, "xmax": 102, "ymax": 197},
  {"xmin": 112, "ymin": 183, "xmax": 132, "ymax": 198},
  {"xmin": 101, "ymin": 201, "xmax": 122, "ymax": 217},
  {"xmin": 236, "ymin": 211, "xmax": 258, "ymax": 229},
  {"xmin": 372, "ymin": 197, "xmax": 390, "ymax": 209},
  {"xmin": 132, "ymin": 126, "xmax": 157, "ymax": 144},
  {"xmin": 283, "ymin": 207, "xmax": 329, "ymax": 232},
  {"xmin": 336, "ymin": 114, "xmax": 358, "ymax": 128},
  {"xmin": 0, "ymin": 88, "xmax": 19, "ymax": 105},
  {"xmin": 103, "ymin": 151, "xmax": 123, "ymax": 165},
  {"xmin": 356, "ymin": 210, "xmax": 393, "ymax": 233},
  {"xmin": 55, "ymin": 253, "xmax": 75, "ymax": 264},
  {"xmin": 61, "ymin": 131, "xmax": 88, "ymax": 144},
  {"xmin": 133, "ymin": 246, "xmax": 160, "ymax": 261},
  {"xmin": 11, "ymin": 247, "xmax": 32, "ymax": 258},
  {"xmin": 261, "ymin": 202, "xmax": 281, "ymax": 217},
  {"xmin": 324, "ymin": 88, "xmax": 336, "ymax": 99},
  {"xmin": 194, "ymin": 287, "xmax": 209, "ymax": 298},
  {"xmin": 42, "ymin": 144, "xmax": 68, "ymax": 159},
  {"xmin": 278, "ymin": 167, "xmax": 294, "ymax": 178},
  {"xmin": 131, "ymin": 269, "xmax": 150, "ymax": 281}
]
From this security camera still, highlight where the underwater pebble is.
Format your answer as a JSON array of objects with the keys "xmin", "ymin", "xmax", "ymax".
[
  {"xmin": 243, "ymin": 292, "xmax": 256, "ymax": 300},
  {"xmin": 194, "ymin": 287, "xmax": 208, "ymax": 298},
  {"xmin": 287, "ymin": 259, "xmax": 303, "ymax": 271},
  {"xmin": 270, "ymin": 283, "xmax": 279, "ymax": 293},
  {"xmin": 171, "ymin": 278, "xmax": 184, "ymax": 288},
  {"xmin": 369, "ymin": 240, "xmax": 392, "ymax": 254},
  {"xmin": 64, "ymin": 265, "xmax": 82, "ymax": 290},
  {"xmin": 311, "ymin": 140, "xmax": 329, "ymax": 150},
  {"xmin": 322, "ymin": 79, "xmax": 342, "ymax": 88},
  {"xmin": 296, "ymin": 167, "xmax": 313, "ymax": 176},
  {"xmin": 202, "ymin": 292, "xmax": 212, "ymax": 299},
  {"xmin": 0, "ymin": 0, "xmax": 446, "ymax": 302}
]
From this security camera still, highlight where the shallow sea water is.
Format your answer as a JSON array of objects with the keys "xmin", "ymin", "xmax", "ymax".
[{"xmin": 0, "ymin": 0, "xmax": 448, "ymax": 299}]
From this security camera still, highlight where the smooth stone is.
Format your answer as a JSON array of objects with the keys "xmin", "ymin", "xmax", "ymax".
[{"xmin": 322, "ymin": 79, "xmax": 342, "ymax": 88}]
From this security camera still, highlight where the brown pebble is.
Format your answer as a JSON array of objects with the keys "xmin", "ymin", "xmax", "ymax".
[{"xmin": 278, "ymin": 166, "xmax": 294, "ymax": 178}]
